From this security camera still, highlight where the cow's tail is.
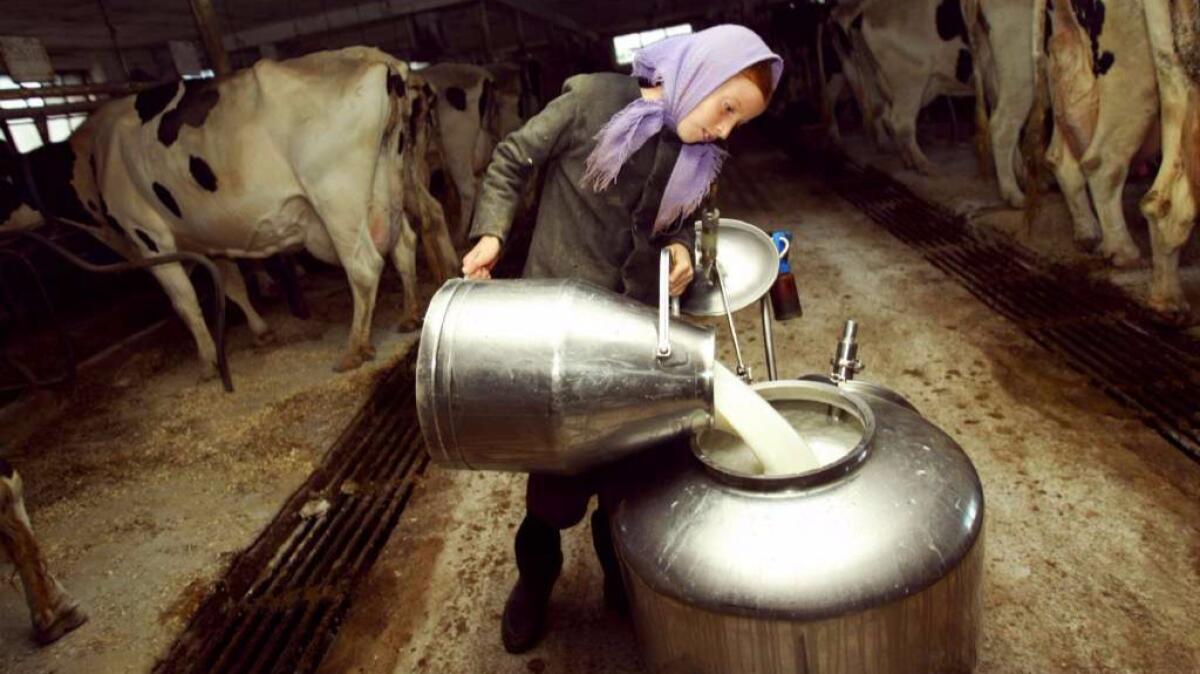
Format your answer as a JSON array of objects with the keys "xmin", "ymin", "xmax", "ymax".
[
  {"xmin": 1024, "ymin": 0, "xmax": 1051, "ymax": 230},
  {"xmin": 381, "ymin": 59, "xmax": 411, "ymax": 149}
]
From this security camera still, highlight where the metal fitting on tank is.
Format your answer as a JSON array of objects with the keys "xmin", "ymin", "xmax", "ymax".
[
  {"xmin": 829, "ymin": 319, "xmax": 864, "ymax": 383},
  {"xmin": 828, "ymin": 320, "xmax": 864, "ymax": 422}
]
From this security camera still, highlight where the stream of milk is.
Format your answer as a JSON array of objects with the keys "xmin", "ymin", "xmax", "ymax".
[{"xmin": 711, "ymin": 362, "xmax": 822, "ymax": 475}]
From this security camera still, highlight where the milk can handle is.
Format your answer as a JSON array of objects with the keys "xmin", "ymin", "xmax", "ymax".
[{"xmin": 657, "ymin": 248, "xmax": 672, "ymax": 360}]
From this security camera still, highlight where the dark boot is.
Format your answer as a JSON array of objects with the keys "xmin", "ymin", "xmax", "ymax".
[
  {"xmin": 502, "ymin": 515, "xmax": 562, "ymax": 653},
  {"xmin": 590, "ymin": 508, "xmax": 628, "ymax": 615}
]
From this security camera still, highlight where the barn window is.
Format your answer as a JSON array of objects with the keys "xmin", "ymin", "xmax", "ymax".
[
  {"xmin": 1, "ymin": 73, "xmax": 90, "ymax": 153},
  {"xmin": 612, "ymin": 23, "xmax": 693, "ymax": 66},
  {"xmin": 182, "ymin": 69, "xmax": 215, "ymax": 80}
]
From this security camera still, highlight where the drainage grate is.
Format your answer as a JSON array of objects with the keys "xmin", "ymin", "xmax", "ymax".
[
  {"xmin": 808, "ymin": 149, "xmax": 1200, "ymax": 463},
  {"xmin": 154, "ymin": 351, "xmax": 427, "ymax": 674}
]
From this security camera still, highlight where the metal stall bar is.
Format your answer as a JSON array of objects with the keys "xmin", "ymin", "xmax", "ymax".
[
  {"xmin": 0, "ymin": 248, "xmax": 77, "ymax": 392},
  {"xmin": 0, "ymin": 229, "xmax": 234, "ymax": 392}
]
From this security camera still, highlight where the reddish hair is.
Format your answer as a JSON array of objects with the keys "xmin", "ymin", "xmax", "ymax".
[{"xmin": 739, "ymin": 59, "xmax": 776, "ymax": 102}]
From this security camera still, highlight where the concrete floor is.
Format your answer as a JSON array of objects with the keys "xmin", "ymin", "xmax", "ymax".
[
  {"xmin": 0, "ymin": 276, "xmax": 423, "ymax": 674},
  {"xmin": 322, "ymin": 136, "xmax": 1200, "ymax": 673}
]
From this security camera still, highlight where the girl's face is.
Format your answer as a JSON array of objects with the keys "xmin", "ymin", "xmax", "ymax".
[{"xmin": 676, "ymin": 74, "xmax": 768, "ymax": 144}]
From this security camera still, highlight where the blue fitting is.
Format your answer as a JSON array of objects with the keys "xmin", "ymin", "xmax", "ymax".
[{"xmin": 771, "ymin": 230, "xmax": 792, "ymax": 275}]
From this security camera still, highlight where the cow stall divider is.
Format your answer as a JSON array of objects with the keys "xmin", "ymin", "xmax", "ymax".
[
  {"xmin": 0, "ymin": 227, "xmax": 233, "ymax": 392},
  {"xmin": 0, "ymin": 244, "xmax": 76, "ymax": 392}
]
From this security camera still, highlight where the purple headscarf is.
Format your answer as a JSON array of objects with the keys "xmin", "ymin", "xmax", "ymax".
[{"xmin": 582, "ymin": 24, "xmax": 783, "ymax": 233}]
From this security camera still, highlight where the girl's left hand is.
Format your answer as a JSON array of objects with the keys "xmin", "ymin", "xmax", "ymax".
[{"xmin": 665, "ymin": 243, "xmax": 694, "ymax": 297}]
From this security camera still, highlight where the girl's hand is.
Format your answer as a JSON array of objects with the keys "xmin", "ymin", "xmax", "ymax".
[
  {"xmin": 666, "ymin": 242, "xmax": 694, "ymax": 296},
  {"xmin": 462, "ymin": 236, "xmax": 502, "ymax": 279}
]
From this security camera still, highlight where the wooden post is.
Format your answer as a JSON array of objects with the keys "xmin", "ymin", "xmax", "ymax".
[{"xmin": 187, "ymin": 0, "xmax": 232, "ymax": 76}]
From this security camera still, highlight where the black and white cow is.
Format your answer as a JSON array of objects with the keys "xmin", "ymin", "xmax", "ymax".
[
  {"xmin": 817, "ymin": 16, "xmax": 889, "ymax": 147},
  {"xmin": 1138, "ymin": 0, "xmax": 1200, "ymax": 320},
  {"xmin": 417, "ymin": 62, "xmax": 529, "ymax": 244},
  {"xmin": 961, "ymin": 0, "xmax": 1036, "ymax": 208},
  {"xmin": 402, "ymin": 73, "xmax": 459, "ymax": 283},
  {"xmin": 1033, "ymin": 0, "xmax": 1200, "ymax": 320},
  {"xmin": 833, "ymin": 0, "xmax": 978, "ymax": 173},
  {"xmin": 1035, "ymin": 0, "xmax": 1159, "ymax": 266},
  {"xmin": 0, "ymin": 47, "xmax": 456, "ymax": 374},
  {"xmin": 1, "ymin": 457, "xmax": 87, "ymax": 645}
]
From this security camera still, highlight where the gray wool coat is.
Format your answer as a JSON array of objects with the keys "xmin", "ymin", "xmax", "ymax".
[{"xmin": 469, "ymin": 72, "xmax": 697, "ymax": 304}]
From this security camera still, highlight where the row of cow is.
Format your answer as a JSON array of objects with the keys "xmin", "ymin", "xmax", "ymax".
[
  {"xmin": 814, "ymin": 0, "xmax": 1200, "ymax": 321},
  {"xmin": 0, "ymin": 47, "xmax": 532, "ymax": 376}
]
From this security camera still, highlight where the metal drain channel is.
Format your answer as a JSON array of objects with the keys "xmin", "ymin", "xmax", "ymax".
[
  {"xmin": 154, "ymin": 352, "xmax": 426, "ymax": 674},
  {"xmin": 811, "ymin": 150, "xmax": 1200, "ymax": 462}
]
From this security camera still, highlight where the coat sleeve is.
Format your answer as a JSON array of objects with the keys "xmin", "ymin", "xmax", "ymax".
[
  {"xmin": 620, "ymin": 131, "xmax": 700, "ymax": 304},
  {"xmin": 468, "ymin": 83, "xmax": 579, "ymax": 243}
]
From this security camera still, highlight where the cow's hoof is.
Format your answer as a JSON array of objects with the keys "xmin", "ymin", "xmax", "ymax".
[
  {"xmin": 34, "ymin": 604, "xmax": 87, "ymax": 646},
  {"xmin": 363, "ymin": 344, "xmax": 377, "ymax": 361},
  {"xmin": 1074, "ymin": 235, "xmax": 1101, "ymax": 254},
  {"xmin": 253, "ymin": 330, "xmax": 277, "ymax": 347},
  {"xmin": 1106, "ymin": 248, "xmax": 1142, "ymax": 269},
  {"xmin": 199, "ymin": 364, "xmax": 220, "ymax": 382},
  {"xmin": 334, "ymin": 352, "xmax": 366, "ymax": 372},
  {"xmin": 1149, "ymin": 302, "xmax": 1197, "ymax": 327},
  {"xmin": 397, "ymin": 317, "xmax": 422, "ymax": 333}
]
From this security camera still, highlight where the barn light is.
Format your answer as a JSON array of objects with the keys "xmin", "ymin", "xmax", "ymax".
[{"xmin": 612, "ymin": 23, "xmax": 693, "ymax": 66}]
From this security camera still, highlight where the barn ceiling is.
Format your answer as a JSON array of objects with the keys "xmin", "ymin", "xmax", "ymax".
[{"xmin": 1, "ymin": 0, "xmax": 774, "ymax": 58}]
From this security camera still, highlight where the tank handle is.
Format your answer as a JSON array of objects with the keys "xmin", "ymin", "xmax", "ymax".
[{"xmin": 657, "ymin": 248, "xmax": 677, "ymax": 360}]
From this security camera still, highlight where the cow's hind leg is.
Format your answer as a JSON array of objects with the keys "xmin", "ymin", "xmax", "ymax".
[
  {"xmin": 391, "ymin": 212, "xmax": 422, "ymax": 333},
  {"xmin": 148, "ymin": 262, "xmax": 221, "ymax": 378},
  {"xmin": 886, "ymin": 84, "xmax": 936, "ymax": 175},
  {"xmin": 215, "ymin": 259, "xmax": 274, "ymax": 345},
  {"xmin": 324, "ymin": 221, "xmax": 383, "ymax": 371},
  {"xmin": 1140, "ymin": 0, "xmax": 1198, "ymax": 321},
  {"xmin": 1047, "ymin": 126, "xmax": 1102, "ymax": 250},
  {"xmin": 0, "ymin": 460, "xmax": 87, "ymax": 645},
  {"xmin": 1080, "ymin": 148, "xmax": 1144, "ymax": 268},
  {"xmin": 406, "ymin": 177, "xmax": 459, "ymax": 283},
  {"xmin": 991, "ymin": 92, "xmax": 1033, "ymax": 209}
]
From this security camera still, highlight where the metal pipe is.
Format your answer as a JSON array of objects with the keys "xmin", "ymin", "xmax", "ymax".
[
  {"xmin": 761, "ymin": 296, "xmax": 777, "ymax": 381},
  {"xmin": 95, "ymin": 0, "xmax": 130, "ymax": 80},
  {"xmin": 716, "ymin": 265, "xmax": 749, "ymax": 382},
  {"xmin": 478, "ymin": 0, "xmax": 494, "ymax": 60},
  {"xmin": 0, "ymin": 249, "xmax": 77, "ymax": 392},
  {"xmin": 0, "ymin": 81, "xmax": 166, "ymax": 101},
  {"xmin": 0, "ymin": 101, "xmax": 109, "ymax": 121},
  {"xmin": 0, "ymin": 228, "xmax": 234, "ymax": 392},
  {"xmin": 188, "ymin": 0, "xmax": 233, "ymax": 76}
]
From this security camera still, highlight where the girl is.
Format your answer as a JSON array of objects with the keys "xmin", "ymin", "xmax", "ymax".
[{"xmin": 461, "ymin": 24, "xmax": 782, "ymax": 653}]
